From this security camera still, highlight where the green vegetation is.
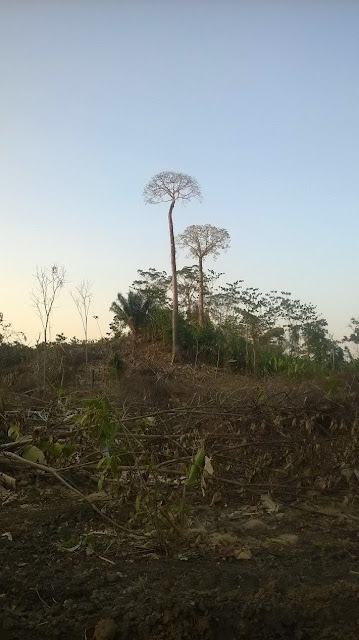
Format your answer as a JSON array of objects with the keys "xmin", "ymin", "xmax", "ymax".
[
  {"xmin": 106, "ymin": 262, "xmax": 351, "ymax": 378},
  {"xmin": 1, "ymin": 167, "xmax": 357, "ymax": 385}
]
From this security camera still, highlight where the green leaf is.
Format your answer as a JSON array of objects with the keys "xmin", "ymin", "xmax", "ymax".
[
  {"xmin": 135, "ymin": 494, "xmax": 142, "ymax": 514},
  {"xmin": 62, "ymin": 442, "xmax": 75, "ymax": 457},
  {"xmin": 52, "ymin": 442, "xmax": 64, "ymax": 458},
  {"xmin": 142, "ymin": 416, "xmax": 156, "ymax": 426},
  {"xmin": 186, "ymin": 448, "xmax": 205, "ymax": 487},
  {"xmin": 8, "ymin": 423, "xmax": 21, "ymax": 441},
  {"xmin": 97, "ymin": 456, "xmax": 107, "ymax": 469},
  {"xmin": 109, "ymin": 456, "xmax": 118, "ymax": 475},
  {"xmin": 22, "ymin": 445, "xmax": 45, "ymax": 464}
]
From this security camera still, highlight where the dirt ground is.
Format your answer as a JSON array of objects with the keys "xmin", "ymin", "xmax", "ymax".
[
  {"xmin": 1, "ymin": 480, "xmax": 359, "ymax": 640},
  {"xmin": 2, "ymin": 354, "xmax": 359, "ymax": 639}
]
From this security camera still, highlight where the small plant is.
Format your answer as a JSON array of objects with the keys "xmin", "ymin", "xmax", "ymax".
[
  {"xmin": 7, "ymin": 423, "xmax": 45, "ymax": 463},
  {"xmin": 186, "ymin": 447, "xmax": 205, "ymax": 487},
  {"xmin": 97, "ymin": 454, "xmax": 119, "ymax": 490},
  {"xmin": 78, "ymin": 396, "xmax": 119, "ymax": 455},
  {"xmin": 7, "ymin": 422, "xmax": 74, "ymax": 465},
  {"xmin": 108, "ymin": 353, "xmax": 125, "ymax": 379}
]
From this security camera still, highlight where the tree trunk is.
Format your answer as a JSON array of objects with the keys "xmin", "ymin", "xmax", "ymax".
[
  {"xmin": 43, "ymin": 324, "xmax": 48, "ymax": 389},
  {"xmin": 198, "ymin": 255, "xmax": 204, "ymax": 327},
  {"xmin": 85, "ymin": 327, "xmax": 88, "ymax": 368},
  {"xmin": 168, "ymin": 200, "xmax": 180, "ymax": 362}
]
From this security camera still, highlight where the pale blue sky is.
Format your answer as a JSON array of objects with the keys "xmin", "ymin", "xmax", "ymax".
[{"xmin": 1, "ymin": 1, "xmax": 358, "ymax": 342}]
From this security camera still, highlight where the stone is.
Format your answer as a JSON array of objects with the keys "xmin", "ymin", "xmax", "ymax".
[
  {"xmin": 93, "ymin": 618, "xmax": 118, "ymax": 640},
  {"xmin": 243, "ymin": 518, "xmax": 268, "ymax": 532}
]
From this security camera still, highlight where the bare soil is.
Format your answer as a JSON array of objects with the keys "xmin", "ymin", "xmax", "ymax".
[
  {"xmin": 1, "ymin": 480, "xmax": 359, "ymax": 640},
  {"xmin": 1, "ymin": 350, "xmax": 359, "ymax": 639}
]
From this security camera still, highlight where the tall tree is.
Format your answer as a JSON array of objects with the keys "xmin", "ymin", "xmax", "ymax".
[
  {"xmin": 131, "ymin": 267, "xmax": 171, "ymax": 308},
  {"xmin": 238, "ymin": 287, "xmax": 276, "ymax": 373},
  {"xmin": 343, "ymin": 318, "xmax": 359, "ymax": 348},
  {"xmin": 178, "ymin": 224, "xmax": 230, "ymax": 326},
  {"xmin": 0, "ymin": 313, "xmax": 26, "ymax": 344},
  {"xmin": 71, "ymin": 280, "xmax": 93, "ymax": 367},
  {"xmin": 143, "ymin": 171, "xmax": 202, "ymax": 362},
  {"xmin": 177, "ymin": 265, "xmax": 199, "ymax": 317},
  {"xmin": 32, "ymin": 264, "xmax": 66, "ymax": 346},
  {"xmin": 31, "ymin": 264, "xmax": 66, "ymax": 387}
]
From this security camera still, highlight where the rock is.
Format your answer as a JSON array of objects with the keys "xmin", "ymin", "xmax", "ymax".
[
  {"xmin": 52, "ymin": 605, "xmax": 62, "ymax": 615},
  {"xmin": 243, "ymin": 518, "xmax": 268, "ymax": 532},
  {"xmin": 93, "ymin": 618, "xmax": 118, "ymax": 640},
  {"xmin": 63, "ymin": 599, "xmax": 74, "ymax": 609},
  {"xmin": 270, "ymin": 533, "xmax": 299, "ymax": 545},
  {"xmin": 234, "ymin": 548, "xmax": 252, "ymax": 560},
  {"xmin": 209, "ymin": 532, "xmax": 239, "ymax": 547},
  {"xmin": 106, "ymin": 573, "xmax": 118, "ymax": 584}
]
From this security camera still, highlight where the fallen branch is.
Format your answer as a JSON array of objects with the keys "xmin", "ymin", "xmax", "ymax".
[
  {"xmin": 0, "ymin": 451, "xmax": 142, "ymax": 537},
  {"xmin": 290, "ymin": 502, "xmax": 359, "ymax": 522},
  {"xmin": 0, "ymin": 436, "xmax": 33, "ymax": 451},
  {"xmin": 216, "ymin": 475, "xmax": 298, "ymax": 490},
  {"xmin": 58, "ymin": 462, "xmax": 184, "ymax": 475}
]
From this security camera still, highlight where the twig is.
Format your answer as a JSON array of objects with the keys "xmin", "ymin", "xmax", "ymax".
[
  {"xmin": 0, "ymin": 436, "xmax": 33, "ymax": 451},
  {"xmin": 97, "ymin": 555, "xmax": 115, "ymax": 565},
  {"xmin": 59, "ymin": 461, "xmax": 184, "ymax": 475},
  {"xmin": 34, "ymin": 588, "xmax": 50, "ymax": 609},
  {"xmin": 116, "ymin": 406, "xmax": 263, "ymax": 422},
  {"xmin": 215, "ymin": 476, "xmax": 296, "ymax": 489},
  {"xmin": 0, "ymin": 451, "xmax": 142, "ymax": 536},
  {"xmin": 290, "ymin": 502, "xmax": 359, "ymax": 522}
]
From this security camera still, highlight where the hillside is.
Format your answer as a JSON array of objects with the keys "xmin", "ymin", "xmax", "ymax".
[{"xmin": 1, "ymin": 339, "xmax": 359, "ymax": 639}]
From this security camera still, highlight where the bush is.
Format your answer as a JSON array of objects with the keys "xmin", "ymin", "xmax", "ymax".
[
  {"xmin": 108, "ymin": 352, "xmax": 125, "ymax": 379},
  {"xmin": 0, "ymin": 343, "xmax": 31, "ymax": 371}
]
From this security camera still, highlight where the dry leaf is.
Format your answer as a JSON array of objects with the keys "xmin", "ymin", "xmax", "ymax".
[
  {"xmin": 243, "ymin": 518, "xmax": 268, "ymax": 532},
  {"xmin": 209, "ymin": 532, "xmax": 238, "ymax": 548},
  {"xmin": 341, "ymin": 467, "xmax": 352, "ymax": 482},
  {"xmin": 234, "ymin": 548, "xmax": 252, "ymax": 560},
  {"xmin": 0, "ymin": 473, "xmax": 16, "ymax": 491},
  {"xmin": 2, "ymin": 532, "xmax": 12, "ymax": 542},
  {"xmin": 269, "ymin": 533, "xmax": 298, "ymax": 545},
  {"xmin": 1, "ymin": 492, "xmax": 17, "ymax": 506},
  {"xmin": 141, "ymin": 553, "xmax": 160, "ymax": 560},
  {"xmin": 261, "ymin": 494, "xmax": 280, "ymax": 514},
  {"xmin": 204, "ymin": 456, "xmax": 214, "ymax": 476},
  {"xmin": 57, "ymin": 542, "xmax": 81, "ymax": 553},
  {"xmin": 229, "ymin": 511, "xmax": 245, "ymax": 520},
  {"xmin": 87, "ymin": 491, "xmax": 108, "ymax": 503},
  {"xmin": 93, "ymin": 618, "xmax": 118, "ymax": 640},
  {"xmin": 210, "ymin": 490, "xmax": 222, "ymax": 506}
]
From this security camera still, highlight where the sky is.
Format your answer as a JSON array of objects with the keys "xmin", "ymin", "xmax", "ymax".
[{"xmin": 1, "ymin": 0, "xmax": 359, "ymax": 343}]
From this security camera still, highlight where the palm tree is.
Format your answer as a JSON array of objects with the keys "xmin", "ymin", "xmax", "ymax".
[{"xmin": 110, "ymin": 292, "xmax": 152, "ymax": 337}]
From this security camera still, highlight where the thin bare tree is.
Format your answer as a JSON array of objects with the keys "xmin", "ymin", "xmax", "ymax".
[
  {"xmin": 143, "ymin": 171, "xmax": 202, "ymax": 361},
  {"xmin": 178, "ymin": 224, "xmax": 230, "ymax": 326},
  {"xmin": 31, "ymin": 264, "xmax": 66, "ymax": 386},
  {"xmin": 71, "ymin": 280, "xmax": 93, "ymax": 366},
  {"xmin": 0, "ymin": 313, "xmax": 27, "ymax": 344},
  {"xmin": 93, "ymin": 315, "xmax": 103, "ymax": 339}
]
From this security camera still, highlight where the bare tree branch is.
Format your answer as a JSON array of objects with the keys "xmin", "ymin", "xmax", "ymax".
[
  {"xmin": 31, "ymin": 264, "xmax": 66, "ymax": 386},
  {"xmin": 178, "ymin": 225, "xmax": 230, "ymax": 326},
  {"xmin": 143, "ymin": 171, "xmax": 202, "ymax": 362},
  {"xmin": 71, "ymin": 280, "xmax": 93, "ymax": 366}
]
